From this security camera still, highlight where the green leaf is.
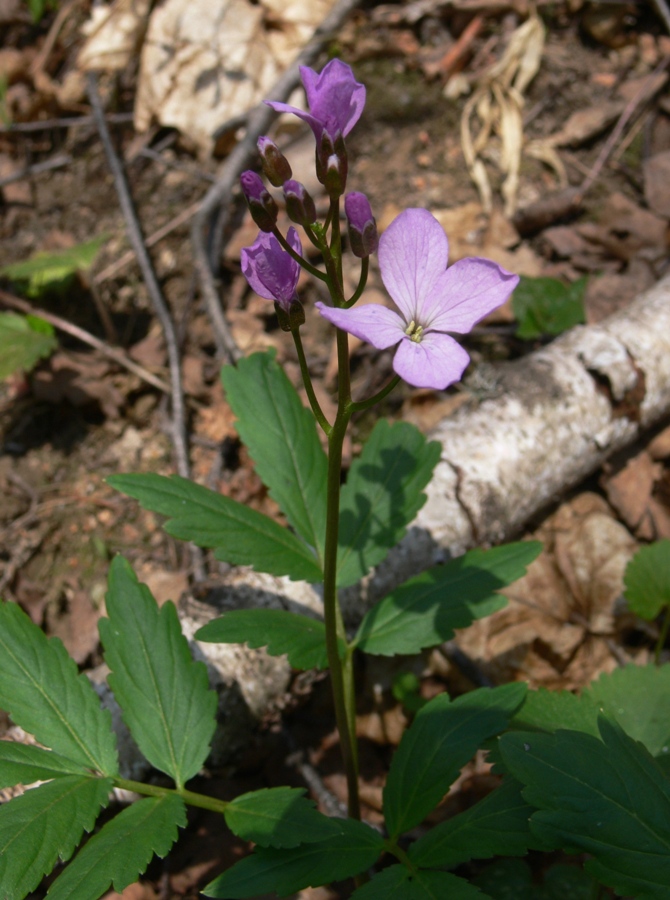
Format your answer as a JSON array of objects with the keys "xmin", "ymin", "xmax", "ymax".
[
  {"xmin": 47, "ymin": 794, "xmax": 186, "ymax": 900},
  {"xmin": 0, "ymin": 312, "xmax": 57, "ymax": 380},
  {"xmin": 222, "ymin": 351, "xmax": 328, "ymax": 563},
  {"xmin": 203, "ymin": 818, "xmax": 384, "ymax": 898},
  {"xmin": 0, "ymin": 743, "xmax": 88, "ymax": 789},
  {"xmin": 512, "ymin": 275, "xmax": 586, "ymax": 340},
  {"xmin": 0, "ymin": 775, "xmax": 112, "ymax": 900},
  {"xmin": 337, "ymin": 420, "xmax": 441, "ymax": 587},
  {"xmin": 0, "ymin": 235, "xmax": 107, "ymax": 297},
  {"xmin": 624, "ymin": 540, "xmax": 670, "ymax": 620},
  {"xmin": 99, "ymin": 556, "xmax": 217, "ymax": 789},
  {"xmin": 195, "ymin": 609, "xmax": 343, "ymax": 671},
  {"xmin": 473, "ymin": 858, "xmax": 598, "ymax": 900},
  {"xmin": 500, "ymin": 716, "xmax": 670, "ymax": 900},
  {"xmin": 224, "ymin": 787, "xmax": 343, "ymax": 848},
  {"xmin": 408, "ymin": 778, "xmax": 538, "ymax": 868},
  {"xmin": 383, "ymin": 683, "xmax": 527, "ymax": 839},
  {"xmin": 350, "ymin": 865, "xmax": 488, "ymax": 899},
  {"xmin": 0, "ymin": 601, "xmax": 118, "ymax": 776},
  {"xmin": 354, "ymin": 543, "xmax": 542, "ymax": 656},
  {"xmin": 107, "ymin": 473, "xmax": 322, "ymax": 582}
]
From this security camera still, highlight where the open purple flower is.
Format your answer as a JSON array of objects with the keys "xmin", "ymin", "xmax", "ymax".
[
  {"xmin": 241, "ymin": 228, "xmax": 302, "ymax": 313},
  {"xmin": 266, "ymin": 59, "xmax": 365, "ymax": 143},
  {"xmin": 316, "ymin": 209, "xmax": 519, "ymax": 390}
]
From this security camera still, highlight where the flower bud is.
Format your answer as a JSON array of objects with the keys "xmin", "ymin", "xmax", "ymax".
[
  {"xmin": 240, "ymin": 170, "xmax": 278, "ymax": 233},
  {"xmin": 283, "ymin": 179, "xmax": 317, "ymax": 226},
  {"xmin": 257, "ymin": 136, "xmax": 292, "ymax": 187},
  {"xmin": 345, "ymin": 192, "xmax": 378, "ymax": 257},
  {"xmin": 315, "ymin": 131, "xmax": 348, "ymax": 197}
]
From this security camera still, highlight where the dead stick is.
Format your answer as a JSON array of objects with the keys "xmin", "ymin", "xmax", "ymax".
[
  {"xmin": 191, "ymin": 0, "xmax": 362, "ymax": 364},
  {"xmin": 0, "ymin": 288, "xmax": 170, "ymax": 394}
]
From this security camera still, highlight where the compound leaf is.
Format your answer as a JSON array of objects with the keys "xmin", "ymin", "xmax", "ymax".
[
  {"xmin": 337, "ymin": 420, "xmax": 441, "ymax": 588},
  {"xmin": 0, "ymin": 313, "xmax": 57, "ymax": 380},
  {"xmin": 47, "ymin": 793, "xmax": 186, "ymax": 900},
  {"xmin": 222, "ymin": 351, "xmax": 327, "ymax": 564},
  {"xmin": 224, "ymin": 787, "xmax": 343, "ymax": 848},
  {"xmin": 107, "ymin": 472, "xmax": 321, "ymax": 582},
  {"xmin": 500, "ymin": 716, "xmax": 670, "ymax": 900},
  {"xmin": 350, "ymin": 865, "xmax": 489, "ymax": 899},
  {"xmin": 624, "ymin": 540, "xmax": 670, "ymax": 620},
  {"xmin": 203, "ymin": 818, "xmax": 384, "ymax": 898},
  {"xmin": 0, "ymin": 775, "xmax": 112, "ymax": 900},
  {"xmin": 354, "ymin": 543, "xmax": 542, "ymax": 656},
  {"xmin": 100, "ymin": 556, "xmax": 217, "ymax": 789},
  {"xmin": 384, "ymin": 683, "xmax": 526, "ymax": 839},
  {"xmin": 408, "ymin": 778, "xmax": 538, "ymax": 869},
  {"xmin": 0, "ymin": 743, "xmax": 88, "ymax": 789},
  {"xmin": 196, "ymin": 609, "xmax": 343, "ymax": 671},
  {"xmin": 0, "ymin": 601, "xmax": 118, "ymax": 777}
]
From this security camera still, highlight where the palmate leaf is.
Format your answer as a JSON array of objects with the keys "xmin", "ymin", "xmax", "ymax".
[
  {"xmin": 107, "ymin": 473, "xmax": 321, "ymax": 582},
  {"xmin": 337, "ymin": 420, "xmax": 441, "ymax": 587},
  {"xmin": 224, "ymin": 787, "xmax": 343, "ymax": 848},
  {"xmin": 0, "ymin": 775, "xmax": 112, "ymax": 900},
  {"xmin": 0, "ymin": 743, "xmax": 88, "ymax": 789},
  {"xmin": 0, "ymin": 313, "xmax": 57, "ymax": 380},
  {"xmin": 47, "ymin": 794, "xmax": 186, "ymax": 900},
  {"xmin": 100, "ymin": 556, "xmax": 217, "ymax": 789},
  {"xmin": 408, "ymin": 778, "xmax": 539, "ymax": 869},
  {"xmin": 195, "ymin": 609, "xmax": 344, "ymax": 671},
  {"xmin": 383, "ymin": 683, "xmax": 527, "ymax": 839},
  {"xmin": 354, "ymin": 542, "xmax": 542, "ymax": 656},
  {"xmin": 222, "ymin": 351, "xmax": 328, "ymax": 564},
  {"xmin": 350, "ymin": 865, "xmax": 489, "ymax": 899},
  {"xmin": 203, "ymin": 818, "xmax": 384, "ymax": 898},
  {"xmin": 500, "ymin": 716, "xmax": 670, "ymax": 900},
  {"xmin": 624, "ymin": 540, "xmax": 670, "ymax": 620},
  {"xmin": 0, "ymin": 601, "xmax": 118, "ymax": 777}
]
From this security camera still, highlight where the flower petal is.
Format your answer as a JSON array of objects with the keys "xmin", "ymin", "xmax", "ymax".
[
  {"xmin": 241, "ymin": 229, "xmax": 302, "ymax": 309},
  {"xmin": 302, "ymin": 60, "xmax": 366, "ymax": 138},
  {"xmin": 316, "ymin": 302, "xmax": 405, "ymax": 350},
  {"xmin": 264, "ymin": 101, "xmax": 322, "ymax": 138},
  {"xmin": 392, "ymin": 332, "xmax": 470, "ymax": 390},
  {"xmin": 424, "ymin": 258, "xmax": 519, "ymax": 333},
  {"xmin": 378, "ymin": 209, "xmax": 449, "ymax": 322}
]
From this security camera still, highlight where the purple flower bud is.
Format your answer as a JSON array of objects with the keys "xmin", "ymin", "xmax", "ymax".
[
  {"xmin": 240, "ymin": 170, "xmax": 278, "ymax": 233},
  {"xmin": 257, "ymin": 136, "xmax": 292, "ymax": 187},
  {"xmin": 345, "ymin": 192, "xmax": 378, "ymax": 257},
  {"xmin": 283, "ymin": 179, "xmax": 317, "ymax": 226},
  {"xmin": 315, "ymin": 130, "xmax": 348, "ymax": 193}
]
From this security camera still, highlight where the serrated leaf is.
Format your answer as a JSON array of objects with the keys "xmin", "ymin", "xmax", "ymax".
[
  {"xmin": 512, "ymin": 275, "xmax": 586, "ymax": 340},
  {"xmin": 203, "ymin": 818, "xmax": 384, "ymax": 898},
  {"xmin": 350, "ymin": 865, "xmax": 489, "ymax": 899},
  {"xmin": 46, "ymin": 793, "xmax": 186, "ymax": 900},
  {"xmin": 408, "ymin": 778, "xmax": 538, "ymax": 869},
  {"xmin": 0, "ymin": 235, "xmax": 107, "ymax": 297},
  {"xmin": 107, "ymin": 473, "xmax": 321, "ymax": 582},
  {"xmin": 100, "ymin": 556, "xmax": 217, "ymax": 789},
  {"xmin": 0, "ymin": 743, "xmax": 88, "ymax": 789},
  {"xmin": 224, "ymin": 787, "xmax": 343, "ymax": 848},
  {"xmin": 0, "ymin": 601, "xmax": 118, "ymax": 776},
  {"xmin": 337, "ymin": 420, "xmax": 441, "ymax": 587},
  {"xmin": 354, "ymin": 543, "xmax": 542, "ymax": 656},
  {"xmin": 0, "ymin": 775, "xmax": 112, "ymax": 900},
  {"xmin": 500, "ymin": 716, "xmax": 670, "ymax": 900},
  {"xmin": 624, "ymin": 540, "xmax": 670, "ymax": 620},
  {"xmin": 222, "ymin": 351, "xmax": 327, "ymax": 563},
  {"xmin": 195, "ymin": 609, "xmax": 344, "ymax": 671},
  {"xmin": 384, "ymin": 683, "xmax": 527, "ymax": 839},
  {"xmin": 0, "ymin": 313, "xmax": 58, "ymax": 380}
]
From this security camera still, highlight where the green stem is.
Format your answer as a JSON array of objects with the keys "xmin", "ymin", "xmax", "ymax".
[
  {"xmin": 292, "ymin": 327, "xmax": 331, "ymax": 435},
  {"xmin": 272, "ymin": 227, "xmax": 328, "ymax": 282},
  {"xmin": 114, "ymin": 777, "xmax": 229, "ymax": 815},
  {"xmin": 351, "ymin": 376, "xmax": 401, "ymax": 412},
  {"xmin": 383, "ymin": 837, "xmax": 418, "ymax": 875},
  {"xmin": 345, "ymin": 256, "xmax": 369, "ymax": 307},
  {"xmin": 655, "ymin": 605, "xmax": 670, "ymax": 664}
]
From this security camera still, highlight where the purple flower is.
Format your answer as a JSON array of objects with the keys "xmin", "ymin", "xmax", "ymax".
[
  {"xmin": 266, "ymin": 59, "xmax": 365, "ymax": 143},
  {"xmin": 240, "ymin": 169, "xmax": 278, "ymax": 232},
  {"xmin": 241, "ymin": 228, "xmax": 302, "ymax": 312},
  {"xmin": 316, "ymin": 209, "xmax": 519, "ymax": 390}
]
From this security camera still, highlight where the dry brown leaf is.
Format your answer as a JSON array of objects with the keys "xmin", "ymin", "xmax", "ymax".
[
  {"xmin": 78, "ymin": 0, "xmax": 152, "ymax": 72},
  {"xmin": 643, "ymin": 150, "xmax": 670, "ymax": 219},
  {"xmin": 603, "ymin": 451, "xmax": 660, "ymax": 530}
]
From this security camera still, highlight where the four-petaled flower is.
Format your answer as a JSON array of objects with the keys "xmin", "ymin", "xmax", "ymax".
[
  {"xmin": 266, "ymin": 59, "xmax": 365, "ymax": 143},
  {"xmin": 241, "ymin": 228, "xmax": 302, "ymax": 312},
  {"xmin": 316, "ymin": 209, "xmax": 519, "ymax": 390}
]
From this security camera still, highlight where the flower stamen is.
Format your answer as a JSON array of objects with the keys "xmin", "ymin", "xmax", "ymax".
[{"xmin": 404, "ymin": 320, "xmax": 423, "ymax": 343}]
